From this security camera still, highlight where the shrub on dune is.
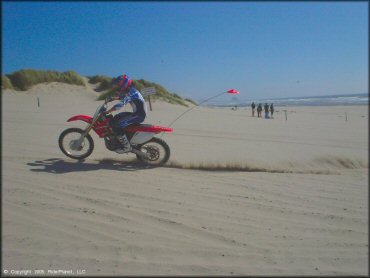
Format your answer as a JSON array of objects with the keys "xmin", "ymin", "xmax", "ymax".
[
  {"xmin": 3, "ymin": 68, "xmax": 197, "ymax": 106},
  {"xmin": 88, "ymin": 75, "xmax": 113, "ymax": 91},
  {"xmin": 1, "ymin": 75, "xmax": 14, "ymax": 90},
  {"xmin": 5, "ymin": 69, "xmax": 85, "ymax": 91},
  {"xmin": 98, "ymin": 79, "xmax": 191, "ymax": 106}
]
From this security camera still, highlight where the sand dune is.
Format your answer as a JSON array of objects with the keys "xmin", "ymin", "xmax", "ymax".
[{"xmin": 2, "ymin": 83, "xmax": 368, "ymax": 275}]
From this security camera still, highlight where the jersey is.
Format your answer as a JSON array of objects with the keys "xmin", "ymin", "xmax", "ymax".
[{"xmin": 112, "ymin": 86, "xmax": 147, "ymax": 117}]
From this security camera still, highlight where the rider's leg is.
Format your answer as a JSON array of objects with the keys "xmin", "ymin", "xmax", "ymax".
[
  {"xmin": 109, "ymin": 113, "xmax": 132, "ymax": 152},
  {"xmin": 111, "ymin": 112, "xmax": 132, "ymax": 135},
  {"xmin": 116, "ymin": 114, "xmax": 144, "ymax": 152}
]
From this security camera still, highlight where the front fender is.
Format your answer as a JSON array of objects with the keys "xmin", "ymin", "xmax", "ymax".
[{"xmin": 67, "ymin": 115, "xmax": 93, "ymax": 124}]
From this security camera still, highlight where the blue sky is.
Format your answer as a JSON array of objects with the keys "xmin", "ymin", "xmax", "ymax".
[{"xmin": 2, "ymin": 1, "xmax": 368, "ymax": 101}]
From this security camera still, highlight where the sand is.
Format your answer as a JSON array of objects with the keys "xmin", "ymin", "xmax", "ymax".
[{"xmin": 2, "ymin": 82, "xmax": 368, "ymax": 276}]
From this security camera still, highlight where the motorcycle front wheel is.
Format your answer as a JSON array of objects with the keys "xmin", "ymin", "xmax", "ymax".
[
  {"xmin": 135, "ymin": 137, "xmax": 170, "ymax": 166},
  {"xmin": 58, "ymin": 128, "xmax": 94, "ymax": 160}
]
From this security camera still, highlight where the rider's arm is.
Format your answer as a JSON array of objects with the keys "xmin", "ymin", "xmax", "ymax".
[{"xmin": 107, "ymin": 94, "xmax": 132, "ymax": 114}]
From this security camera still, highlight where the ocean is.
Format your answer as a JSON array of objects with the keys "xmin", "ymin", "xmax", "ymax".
[{"xmin": 203, "ymin": 93, "xmax": 369, "ymax": 107}]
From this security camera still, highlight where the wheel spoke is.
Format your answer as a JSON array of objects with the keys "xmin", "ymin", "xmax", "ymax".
[
  {"xmin": 137, "ymin": 138, "xmax": 170, "ymax": 166},
  {"xmin": 59, "ymin": 128, "xmax": 94, "ymax": 160},
  {"xmin": 63, "ymin": 133, "xmax": 90, "ymax": 156}
]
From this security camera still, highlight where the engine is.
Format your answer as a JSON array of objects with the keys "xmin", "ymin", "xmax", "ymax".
[{"xmin": 104, "ymin": 136, "xmax": 120, "ymax": 151}]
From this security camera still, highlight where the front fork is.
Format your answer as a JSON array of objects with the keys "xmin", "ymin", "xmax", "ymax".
[{"xmin": 73, "ymin": 123, "xmax": 93, "ymax": 149}]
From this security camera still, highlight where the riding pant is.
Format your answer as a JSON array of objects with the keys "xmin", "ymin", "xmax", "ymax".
[{"xmin": 111, "ymin": 112, "xmax": 145, "ymax": 135}]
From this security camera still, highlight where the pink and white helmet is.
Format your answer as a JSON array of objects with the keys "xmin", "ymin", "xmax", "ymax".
[{"xmin": 114, "ymin": 74, "xmax": 132, "ymax": 91}]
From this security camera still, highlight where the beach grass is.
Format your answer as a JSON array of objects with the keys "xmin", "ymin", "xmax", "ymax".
[
  {"xmin": 88, "ymin": 75, "xmax": 113, "ymax": 91},
  {"xmin": 1, "ymin": 75, "xmax": 14, "ymax": 90},
  {"xmin": 3, "ymin": 68, "xmax": 195, "ymax": 106},
  {"xmin": 185, "ymin": 98, "xmax": 198, "ymax": 105},
  {"xmin": 97, "ymin": 78, "xmax": 191, "ymax": 106},
  {"xmin": 4, "ymin": 69, "xmax": 85, "ymax": 91}
]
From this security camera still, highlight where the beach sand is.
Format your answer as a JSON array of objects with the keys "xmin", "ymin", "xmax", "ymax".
[{"xmin": 2, "ymin": 83, "xmax": 368, "ymax": 275}]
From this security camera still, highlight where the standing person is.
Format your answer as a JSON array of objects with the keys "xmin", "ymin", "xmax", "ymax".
[
  {"xmin": 264, "ymin": 103, "xmax": 270, "ymax": 119},
  {"xmin": 257, "ymin": 103, "xmax": 262, "ymax": 118},
  {"xmin": 270, "ymin": 103, "xmax": 274, "ymax": 119},
  {"xmin": 251, "ymin": 102, "xmax": 256, "ymax": 117}
]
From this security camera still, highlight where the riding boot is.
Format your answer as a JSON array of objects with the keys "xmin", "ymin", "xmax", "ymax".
[{"xmin": 116, "ymin": 134, "xmax": 132, "ymax": 152}]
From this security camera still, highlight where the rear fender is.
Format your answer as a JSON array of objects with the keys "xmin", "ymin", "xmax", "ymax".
[{"xmin": 67, "ymin": 115, "xmax": 93, "ymax": 124}]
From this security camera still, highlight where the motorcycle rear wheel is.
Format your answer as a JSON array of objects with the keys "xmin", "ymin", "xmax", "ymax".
[
  {"xmin": 135, "ymin": 137, "xmax": 170, "ymax": 166},
  {"xmin": 58, "ymin": 128, "xmax": 94, "ymax": 160}
]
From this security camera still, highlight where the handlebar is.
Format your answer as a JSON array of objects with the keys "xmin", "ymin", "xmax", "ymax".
[
  {"xmin": 100, "ymin": 104, "xmax": 107, "ymax": 113},
  {"xmin": 104, "ymin": 96, "xmax": 115, "ymax": 104}
]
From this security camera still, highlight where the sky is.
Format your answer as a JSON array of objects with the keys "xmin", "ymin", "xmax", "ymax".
[{"xmin": 2, "ymin": 1, "xmax": 368, "ymax": 101}]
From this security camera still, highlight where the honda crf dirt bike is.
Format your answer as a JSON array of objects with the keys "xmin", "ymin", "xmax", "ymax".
[{"xmin": 58, "ymin": 99, "xmax": 173, "ymax": 166}]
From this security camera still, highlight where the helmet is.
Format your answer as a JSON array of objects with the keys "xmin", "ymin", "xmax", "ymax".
[{"xmin": 113, "ymin": 74, "xmax": 132, "ymax": 91}]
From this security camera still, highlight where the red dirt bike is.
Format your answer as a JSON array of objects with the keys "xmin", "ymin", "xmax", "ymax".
[{"xmin": 58, "ymin": 99, "xmax": 173, "ymax": 166}]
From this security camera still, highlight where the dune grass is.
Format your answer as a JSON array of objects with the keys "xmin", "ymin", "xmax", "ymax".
[
  {"xmin": 1, "ymin": 75, "xmax": 14, "ymax": 90},
  {"xmin": 185, "ymin": 98, "xmax": 198, "ymax": 105},
  {"xmin": 3, "ymin": 68, "xmax": 196, "ymax": 107},
  {"xmin": 4, "ymin": 69, "xmax": 85, "ymax": 91},
  {"xmin": 97, "ymin": 78, "xmax": 192, "ymax": 107},
  {"xmin": 88, "ymin": 75, "xmax": 113, "ymax": 91},
  {"xmin": 133, "ymin": 79, "xmax": 190, "ymax": 106}
]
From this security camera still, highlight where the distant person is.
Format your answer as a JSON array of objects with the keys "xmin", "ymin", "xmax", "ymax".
[
  {"xmin": 264, "ymin": 103, "xmax": 269, "ymax": 119},
  {"xmin": 251, "ymin": 102, "xmax": 256, "ymax": 117},
  {"xmin": 270, "ymin": 103, "xmax": 274, "ymax": 118},
  {"xmin": 257, "ymin": 103, "xmax": 262, "ymax": 118}
]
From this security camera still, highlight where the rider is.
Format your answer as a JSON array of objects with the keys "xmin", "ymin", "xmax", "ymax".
[{"xmin": 106, "ymin": 74, "xmax": 147, "ymax": 152}]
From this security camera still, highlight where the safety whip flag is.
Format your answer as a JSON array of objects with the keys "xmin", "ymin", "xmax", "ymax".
[
  {"xmin": 227, "ymin": 89, "xmax": 240, "ymax": 94},
  {"xmin": 165, "ymin": 88, "xmax": 241, "ymax": 129}
]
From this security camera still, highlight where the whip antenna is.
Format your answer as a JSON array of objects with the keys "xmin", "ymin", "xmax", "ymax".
[{"xmin": 166, "ymin": 89, "xmax": 240, "ymax": 129}]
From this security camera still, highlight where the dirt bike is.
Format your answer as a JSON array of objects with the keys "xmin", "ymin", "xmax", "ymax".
[{"xmin": 58, "ymin": 99, "xmax": 173, "ymax": 166}]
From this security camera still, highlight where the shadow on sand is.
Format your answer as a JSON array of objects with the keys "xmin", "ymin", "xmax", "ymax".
[{"xmin": 27, "ymin": 158, "xmax": 154, "ymax": 174}]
